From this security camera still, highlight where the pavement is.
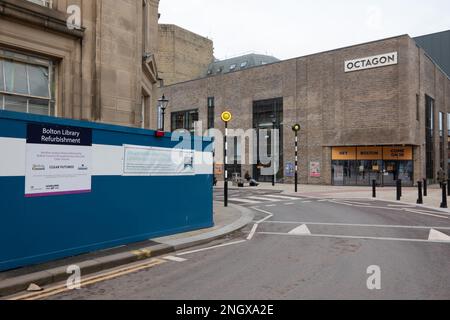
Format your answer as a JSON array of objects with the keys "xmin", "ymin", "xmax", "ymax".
[
  {"xmin": 0, "ymin": 201, "xmax": 254, "ymax": 298},
  {"xmin": 33, "ymin": 188, "xmax": 450, "ymax": 300}
]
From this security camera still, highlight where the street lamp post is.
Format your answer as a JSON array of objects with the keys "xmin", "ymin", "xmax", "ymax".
[
  {"xmin": 292, "ymin": 124, "xmax": 301, "ymax": 193},
  {"xmin": 158, "ymin": 94, "xmax": 169, "ymax": 131}
]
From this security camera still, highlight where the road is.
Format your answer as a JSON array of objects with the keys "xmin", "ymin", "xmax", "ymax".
[{"xmin": 39, "ymin": 188, "xmax": 450, "ymax": 299}]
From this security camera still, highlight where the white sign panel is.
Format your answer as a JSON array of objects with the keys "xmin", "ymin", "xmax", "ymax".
[
  {"xmin": 345, "ymin": 52, "xmax": 398, "ymax": 73},
  {"xmin": 123, "ymin": 145, "xmax": 195, "ymax": 176},
  {"xmin": 25, "ymin": 123, "xmax": 92, "ymax": 197}
]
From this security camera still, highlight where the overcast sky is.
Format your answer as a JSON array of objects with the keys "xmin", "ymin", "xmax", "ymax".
[{"xmin": 159, "ymin": 0, "xmax": 450, "ymax": 61}]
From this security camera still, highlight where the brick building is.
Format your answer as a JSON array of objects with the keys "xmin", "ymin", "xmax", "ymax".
[{"xmin": 160, "ymin": 33, "xmax": 450, "ymax": 186}]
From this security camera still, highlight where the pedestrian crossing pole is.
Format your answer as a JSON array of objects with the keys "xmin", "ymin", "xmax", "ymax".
[
  {"xmin": 292, "ymin": 124, "xmax": 301, "ymax": 193},
  {"xmin": 222, "ymin": 111, "xmax": 233, "ymax": 207}
]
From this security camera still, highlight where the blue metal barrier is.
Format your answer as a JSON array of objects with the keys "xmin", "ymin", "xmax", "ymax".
[{"xmin": 0, "ymin": 110, "xmax": 213, "ymax": 271}]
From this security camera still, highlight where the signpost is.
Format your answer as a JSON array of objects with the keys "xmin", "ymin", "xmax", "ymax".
[
  {"xmin": 221, "ymin": 111, "xmax": 232, "ymax": 207},
  {"xmin": 292, "ymin": 124, "xmax": 301, "ymax": 193}
]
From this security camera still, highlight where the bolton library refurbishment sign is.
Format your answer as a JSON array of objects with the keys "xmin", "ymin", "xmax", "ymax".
[{"xmin": 25, "ymin": 123, "xmax": 92, "ymax": 197}]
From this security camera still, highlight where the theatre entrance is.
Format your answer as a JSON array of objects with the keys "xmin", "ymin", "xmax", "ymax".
[{"xmin": 331, "ymin": 146, "xmax": 414, "ymax": 187}]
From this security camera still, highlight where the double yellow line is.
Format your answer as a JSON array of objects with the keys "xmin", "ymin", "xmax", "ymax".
[{"xmin": 9, "ymin": 258, "xmax": 166, "ymax": 300}]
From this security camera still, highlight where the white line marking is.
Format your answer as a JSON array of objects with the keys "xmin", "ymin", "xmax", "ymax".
[
  {"xmin": 262, "ymin": 221, "xmax": 450, "ymax": 230},
  {"xmin": 284, "ymin": 203, "xmax": 295, "ymax": 205},
  {"xmin": 251, "ymin": 207, "xmax": 275, "ymax": 224},
  {"xmin": 429, "ymin": 229, "xmax": 450, "ymax": 242},
  {"xmin": 248, "ymin": 196, "xmax": 282, "ymax": 202},
  {"xmin": 328, "ymin": 200, "xmax": 450, "ymax": 219},
  {"xmin": 288, "ymin": 224, "xmax": 311, "ymax": 235},
  {"xmin": 328, "ymin": 201, "xmax": 354, "ymax": 207},
  {"xmin": 403, "ymin": 209, "xmax": 449, "ymax": 220},
  {"xmin": 163, "ymin": 256, "xmax": 187, "ymax": 262},
  {"xmin": 177, "ymin": 240, "xmax": 246, "ymax": 257},
  {"xmin": 257, "ymin": 232, "xmax": 450, "ymax": 244},
  {"xmin": 301, "ymin": 201, "xmax": 313, "ymax": 203},
  {"xmin": 338, "ymin": 201, "xmax": 374, "ymax": 206},
  {"xmin": 263, "ymin": 194, "xmax": 300, "ymax": 201},
  {"xmin": 247, "ymin": 224, "xmax": 259, "ymax": 240},
  {"xmin": 266, "ymin": 204, "xmax": 277, "ymax": 207},
  {"xmin": 229, "ymin": 198, "xmax": 261, "ymax": 204},
  {"xmin": 388, "ymin": 205, "xmax": 416, "ymax": 208},
  {"xmin": 318, "ymin": 200, "xmax": 328, "ymax": 202}
]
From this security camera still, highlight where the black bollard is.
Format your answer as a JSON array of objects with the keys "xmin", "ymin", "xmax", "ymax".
[
  {"xmin": 417, "ymin": 181, "xmax": 423, "ymax": 204},
  {"xmin": 372, "ymin": 180, "xmax": 377, "ymax": 198},
  {"xmin": 396, "ymin": 179, "xmax": 402, "ymax": 201},
  {"xmin": 423, "ymin": 178, "xmax": 428, "ymax": 197},
  {"xmin": 441, "ymin": 183, "xmax": 448, "ymax": 209}
]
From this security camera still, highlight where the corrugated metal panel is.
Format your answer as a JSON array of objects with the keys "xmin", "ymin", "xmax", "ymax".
[{"xmin": 414, "ymin": 30, "xmax": 450, "ymax": 77}]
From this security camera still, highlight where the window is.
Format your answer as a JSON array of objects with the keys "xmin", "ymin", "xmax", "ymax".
[
  {"xmin": 171, "ymin": 109, "xmax": 199, "ymax": 133},
  {"xmin": 227, "ymin": 136, "xmax": 242, "ymax": 177},
  {"xmin": 229, "ymin": 64, "xmax": 237, "ymax": 71},
  {"xmin": 0, "ymin": 49, "xmax": 55, "ymax": 116},
  {"xmin": 27, "ymin": 0, "xmax": 52, "ymax": 8},
  {"xmin": 240, "ymin": 61, "xmax": 248, "ymax": 68},
  {"xmin": 439, "ymin": 112, "xmax": 445, "ymax": 169},
  {"xmin": 207, "ymin": 97, "xmax": 215, "ymax": 129},
  {"xmin": 216, "ymin": 67, "xmax": 223, "ymax": 74},
  {"xmin": 425, "ymin": 95, "xmax": 435, "ymax": 180},
  {"xmin": 447, "ymin": 113, "xmax": 450, "ymax": 177},
  {"xmin": 252, "ymin": 98, "xmax": 284, "ymax": 183},
  {"xmin": 416, "ymin": 94, "xmax": 420, "ymax": 121}
]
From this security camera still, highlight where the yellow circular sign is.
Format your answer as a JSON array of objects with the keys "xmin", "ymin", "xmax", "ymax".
[{"xmin": 221, "ymin": 111, "xmax": 232, "ymax": 123}]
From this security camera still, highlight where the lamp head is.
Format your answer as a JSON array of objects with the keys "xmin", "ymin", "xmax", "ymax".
[{"xmin": 158, "ymin": 94, "xmax": 169, "ymax": 111}]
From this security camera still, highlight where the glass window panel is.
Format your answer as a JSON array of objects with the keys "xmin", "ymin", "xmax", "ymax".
[
  {"xmin": 4, "ymin": 61, "xmax": 29, "ymax": 95},
  {"xmin": 28, "ymin": 65, "xmax": 49, "ymax": 97},
  {"xmin": 28, "ymin": 98, "xmax": 49, "ymax": 115},
  {"xmin": 171, "ymin": 112, "xmax": 185, "ymax": 131},
  {"xmin": 4, "ymin": 95, "xmax": 27, "ymax": 113},
  {"xmin": 187, "ymin": 110, "xmax": 198, "ymax": 132}
]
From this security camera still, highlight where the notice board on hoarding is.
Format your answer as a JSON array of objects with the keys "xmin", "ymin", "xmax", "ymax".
[
  {"xmin": 123, "ymin": 145, "xmax": 195, "ymax": 176},
  {"xmin": 25, "ymin": 123, "xmax": 92, "ymax": 197}
]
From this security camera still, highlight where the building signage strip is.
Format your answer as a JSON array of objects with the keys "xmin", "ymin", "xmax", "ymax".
[
  {"xmin": 357, "ymin": 147, "xmax": 383, "ymax": 160},
  {"xmin": 332, "ymin": 146, "xmax": 412, "ymax": 161},
  {"xmin": 345, "ymin": 52, "xmax": 398, "ymax": 73},
  {"xmin": 332, "ymin": 147, "xmax": 357, "ymax": 160}
]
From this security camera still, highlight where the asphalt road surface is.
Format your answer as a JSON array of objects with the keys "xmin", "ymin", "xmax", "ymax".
[{"xmin": 43, "ymin": 188, "xmax": 450, "ymax": 300}]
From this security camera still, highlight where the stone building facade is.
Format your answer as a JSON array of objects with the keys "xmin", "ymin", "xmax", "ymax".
[
  {"xmin": 0, "ymin": 0, "xmax": 160, "ymax": 128},
  {"xmin": 161, "ymin": 34, "xmax": 450, "ymax": 186},
  {"xmin": 157, "ymin": 24, "xmax": 213, "ymax": 86}
]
